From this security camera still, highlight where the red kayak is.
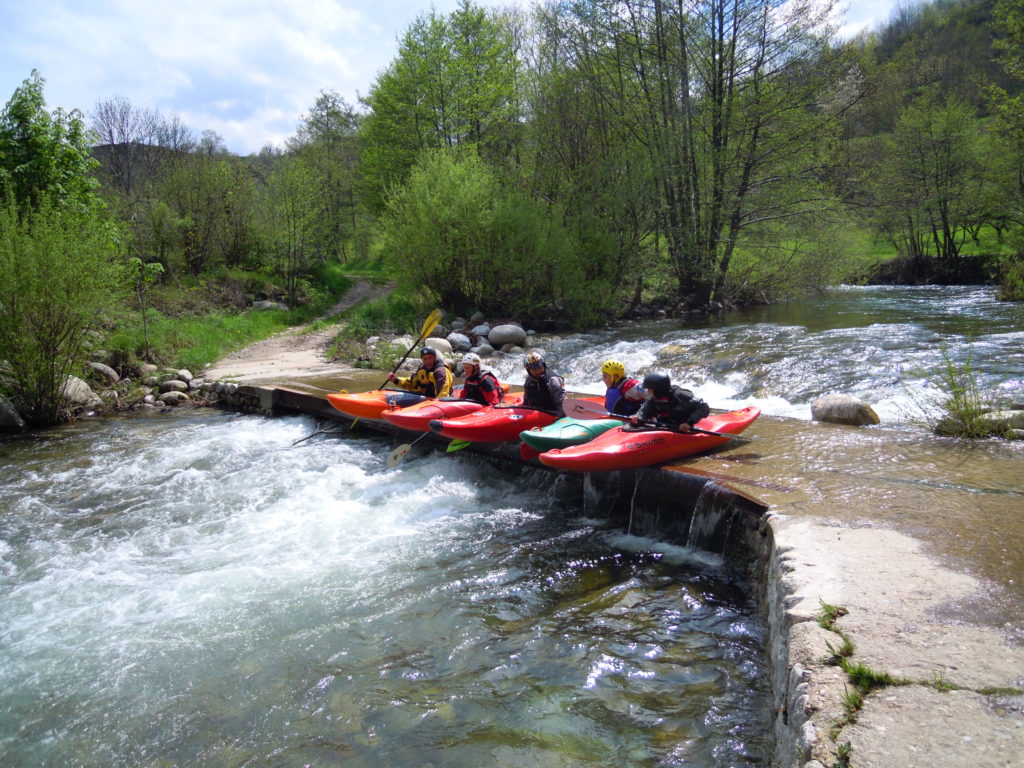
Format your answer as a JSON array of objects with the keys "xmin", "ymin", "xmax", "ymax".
[
  {"xmin": 538, "ymin": 406, "xmax": 760, "ymax": 472},
  {"xmin": 429, "ymin": 397, "xmax": 605, "ymax": 443},
  {"xmin": 383, "ymin": 396, "xmax": 500, "ymax": 432}
]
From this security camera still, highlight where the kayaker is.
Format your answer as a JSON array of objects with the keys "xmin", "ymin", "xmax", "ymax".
[
  {"xmin": 459, "ymin": 352, "xmax": 504, "ymax": 406},
  {"xmin": 629, "ymin": 372, "xmax": 709, "ymax": 432},
  {"xmin": 522, "ymin": 351, "xmax": 566, "ymax": 417},
  {"xmin": 601, "ymin": 359, "xmax": 645, "ymax": 416},
  {"xmin": 388, "ymin": 346, "xmax": 453, "ymax": 397}
]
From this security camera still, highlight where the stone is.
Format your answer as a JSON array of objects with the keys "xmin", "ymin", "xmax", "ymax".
[
  {"xmin": 501, "ymin": 344, "xmax": 524, "ymax": 354},
  {"xmin": 469, "ymin": 310, "xmax": 486, "ymax": 325},
  {"xmin": 0, "ymin": 394, "xmax": 26, "ymax": 431},
  {"xmin": 488, "ymin": 324, "xmax": 527, "ymax": 347},
  {"xmin": 138, "ymin": 363, "xmax": 158, "ymax": 376},
  {"xmin": 252, "ymin": 300, "xmax": 289, "ymax": 310},
  {"xmin": 450, "ymin": 318, "xmax": 467, "ymax": 331},
  {"xmin": 158, "ymin": 390, "xmax": 189, "ymax": 405},
  {"xmin": 470, "ymin": 344, "xmax": 495, "ymax": 357},
  {"xmin": 365, "ymin": 335, "xmax": 381, "ymax": 346},
  {"xmin": 810, "ymin": 393, "xmax": 880, "ymax": 426},
  {"xmin": 60, "ymin": 375, "xmax": 102, "ymax": 408},
  {"xmin": 176, "ymin": 369, "xmax": 194, "ymax": 383},
  {"xmin": 423, "ymin": 336, "xmax": 453, "ymax": 355},
  {"xmin": 160, "ymin": 379, "xmax": 189, "ymax": 393},
  {"xmin": 470, "ymin": 323, "xmax": 491, "ymax": 337},
  {"xmin": 979, "ymin": 409, "xmax": 1024, "ymax": 431},
  {"xmin": 87, "ymin": 361, "xmax": 120, "ymax": 385},
  {"xmin": 446, "ymin": 332, "xmax": 472, "ymax": 352}
]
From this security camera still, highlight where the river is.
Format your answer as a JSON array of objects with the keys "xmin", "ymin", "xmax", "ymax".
[{"xmin": 1, "ymin": 285, "xmax": 1021, "ymax": 767}]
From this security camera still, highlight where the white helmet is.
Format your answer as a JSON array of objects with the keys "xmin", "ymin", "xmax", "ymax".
[{"xmin": 461, "ymin": 352, "xmax": 481, "ymax": 366}]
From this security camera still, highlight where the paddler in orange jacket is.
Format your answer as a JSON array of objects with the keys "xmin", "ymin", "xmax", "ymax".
[{"xmin": 388, "ymin": 346, "xmax": 452, "ymax": 397}]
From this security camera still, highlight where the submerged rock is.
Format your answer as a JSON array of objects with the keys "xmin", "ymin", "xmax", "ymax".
[{"xmin": 810, "ymin": 393, "xmax": 880, "ymax": 426}]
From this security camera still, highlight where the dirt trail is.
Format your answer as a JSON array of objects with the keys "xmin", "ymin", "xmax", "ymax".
[{"xmin": 203, "ymin": 279, "xmax": 392, "ymax": 384}]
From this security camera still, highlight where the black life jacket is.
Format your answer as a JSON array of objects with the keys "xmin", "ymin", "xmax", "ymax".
[
  {"xmin": 643, "ymin": 385, "xmax": 709, "ymax": 428},
  {"xmin": 523, "ymin": 369, "xmax": 564, "ymax": 413}
]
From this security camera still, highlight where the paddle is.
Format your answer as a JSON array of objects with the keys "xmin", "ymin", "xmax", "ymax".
[
  {"xmin": 386, "ymin": 431, "xmax": 432, "ymax": 468},
  {"xmin": 379, "ymin": 308, "xmax": 442, "ymax": 389},
  {"xmin": 562, "ymin": 398, "xmax": 744, "ymax": 439}
]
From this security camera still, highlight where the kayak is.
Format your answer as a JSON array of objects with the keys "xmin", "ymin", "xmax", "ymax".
[
  {"xmin": 519, "ymin": 416, "xmax": 622, "ymax": 452},
  {"xmin": 429, "ymin": 397, "xmax": 605, "ymax": 443},
  {"xmin": 538, "ymin": 406, "xmax": 761, "ymax": 472},
  {"xmin": 326, "ymin": 389, "xmax": 427, "ymax": 420},
  {"xmin": 383, "ymin": 395, "xmax": 513, "ymax": 432}
]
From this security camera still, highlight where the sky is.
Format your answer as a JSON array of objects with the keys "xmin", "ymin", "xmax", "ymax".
[{"xmin": 1, "ymin": 0, "xmax": 899, "ymax": 156}]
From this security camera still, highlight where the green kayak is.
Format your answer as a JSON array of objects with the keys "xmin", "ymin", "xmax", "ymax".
[{"xmin": 519, "ymin": 416, "xmax": 621, "ymax": 451}]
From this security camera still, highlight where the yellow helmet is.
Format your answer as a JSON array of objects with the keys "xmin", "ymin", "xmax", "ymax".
[{"xmin": 601, "ymin": 359, "xmax": 625, "ymax": 379}]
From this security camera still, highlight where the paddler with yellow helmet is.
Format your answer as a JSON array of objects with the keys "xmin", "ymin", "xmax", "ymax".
[{"xmin": 600, "ymin": 359, "xmax": 645, "ymax": 416}]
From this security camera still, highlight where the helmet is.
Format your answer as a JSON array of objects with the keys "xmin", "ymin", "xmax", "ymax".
[
  {"xmin": 601, "ymin": 359, "xmax": 625, "ymax": 379},
  {"xmin": 641, "ymin": 371, "xmax": 671, "ymax": 397},
  {"xmin": 420, "ymin": 346, "xmax": 437, "ymax": 358},
  {"xmin": 524, "ymin": 352, "xmax": 545, "ymax": 371},
  {"xmin": 461, "ymin": 352, "xmax": 481, "ymax": 366}
]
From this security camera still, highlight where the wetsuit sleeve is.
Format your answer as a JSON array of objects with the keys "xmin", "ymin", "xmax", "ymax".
[
  {"xmin": 635, "ymin": 398, "xmax": 654, "ymax": 422},
  {"xmin": 393, "ymin": 374, "xmax": 416, "ymax": 391},
  {"xmin": 548, "ymin": 375, "xmax": 566, "ymax": 417}
]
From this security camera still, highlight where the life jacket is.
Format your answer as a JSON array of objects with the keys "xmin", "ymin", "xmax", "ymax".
[
  {"xmin": 638, "ymin": 385, "xmax": 709, "ymax": 429},
  {"xmin": 395, "ymin": 360, "xmax": 452, "ymax": 397},
  {"xmin": 523, "ymin": 369, "xmax": 565, "ymax": 415},
  {"xmin": 605, "ymin": 376, "xmax": 643, "ymax": 416},
  {"xmin": 461, "ymin": 369, "xmax": 504, "ymax": 406}
]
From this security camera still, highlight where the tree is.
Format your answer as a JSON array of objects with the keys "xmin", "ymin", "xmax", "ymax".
[
  {"xmin": 360, "ymin": 0, "xmax": 521, "ymax": 211},
  {"xmin": 90, "ymin": 95, "xmax": 160, "ymax": 197},
  {"xmin": 534, "ymin": 0, "xmax": 854, "ymax": 306},
  {"xmin": 0, "ymin": 70, "xmax": 98, "ymax": 211},
  {"xmin": 262, "ymin": 156, "xmax": 316, "ymax": 306},
  {"xmin": 0, "ymin": 200, "xmax": 124, "ymax": 425}
]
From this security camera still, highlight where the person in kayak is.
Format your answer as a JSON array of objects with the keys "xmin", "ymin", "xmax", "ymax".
[
  {"xmin": 458, "ymin": 352, "xmax": 504, "ymax": 406},
  {"xmin": 522, "ymin": 351, "xmax": 566, "ymax": 417},
  {"xmin": 629, "ymin": 372, "xmax": 709, "ymax": 431},
  {"xmin": 601, "ymin": 359, "xmax": 645, "ymax": 416},
  {"xmin": 388, "ymin": 346, "xmax": 453, "ymax": 397}
]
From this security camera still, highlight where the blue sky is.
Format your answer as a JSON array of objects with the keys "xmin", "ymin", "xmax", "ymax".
[{"xmin": 1, "ymin": 0, "xmax": 898, "ymax": 156}]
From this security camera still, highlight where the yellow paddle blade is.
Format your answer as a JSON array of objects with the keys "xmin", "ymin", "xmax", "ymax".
[
  {"xmin": 420, "ymin": 308, "xmax": 442, "ymax": 340},
  {"xmin": 386, "ymin": 444, "xmax": 412, "ymax": 468}
]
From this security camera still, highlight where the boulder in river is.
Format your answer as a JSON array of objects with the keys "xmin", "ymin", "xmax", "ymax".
[
  {"xmin": 61, "ymin": 375, "xmax": 102, "ymax": 408},
  {"xmin": 979, "ymin": 409, "xmax": 1024, "ymax": 432},
  {"xmin": 0, "ymin": 394, "xmax": 26, "ymax": 431},
  {"xmin": 446, "ymin": 332, "xmax": 472, "ymax": 352},
  {"xmin": 488, "ymin": 324, "xmax": 527, "ymax": 348},
  {"xmin": 87, "ymin": 361, "xmax": 120, "ymax": 386},
  {"xmin": 423, "ymin": 337, "xmax": 453, "ymax": 355},
  {"xmin": 158, "ymin": 391, "xmax": 190, "ymax": 406},
  {"xmin": 160, "ymin": 380, "xmax": 189, "ymax": 393},
  {"xmin": 810, "ymin": 393, "xmax": 880, "ymax": 426}
]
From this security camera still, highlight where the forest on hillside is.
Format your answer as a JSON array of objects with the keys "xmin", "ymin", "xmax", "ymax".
[{"xmin": 2, "ymin": 0, "xmax": 1024, "ymax": 424}]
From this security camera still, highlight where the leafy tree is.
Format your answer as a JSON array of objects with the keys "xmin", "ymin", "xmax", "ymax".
[
  {"xmin": 381, "ymin": 148, "xmax": 598, "ymax": 323},
  {"xmin": 262, "ymin": 155, "xmax": 316, "ymax": 306},
  {"xmin": 360, "ymin": 0, "xmax": 521, "ymax": 212},
  {"xmin": 0, "ymin": 70, "xmax": 98, "ymax": 211},
  {"xmin": 0, "ymin": 200, "xmax": 124, "ymax": 425}
]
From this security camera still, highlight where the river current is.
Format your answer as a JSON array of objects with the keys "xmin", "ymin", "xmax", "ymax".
[{"xmin": 1, "ymin": 284, "xmax": 1021, "ymax": 766}]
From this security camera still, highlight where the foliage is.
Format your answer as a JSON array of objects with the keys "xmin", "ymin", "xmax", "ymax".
[
  {"xmin": 0, "ymin": 70, "xmax": 99, "ymax": 211},
  {"xmin": 360, "ymin": 0, "xmax": 521, "ymax": 212},
  {"xmin": 0, "ymin": 200, "xmax": 125, "ymax": 425},
  {"xmin": 909, "ymin": 347, "xmax": 1007, "ymax": 437},
  {"xmin": 381, "ymin": 148, "xmax": 601, "ymax": 324},
  {"xmin": 261, "ymin": 155, "xmax": 317, "ymax": 306}
]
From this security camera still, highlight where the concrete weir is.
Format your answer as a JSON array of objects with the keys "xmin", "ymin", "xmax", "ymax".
[{"xmin": 227, "ymin": 384, "xmax": 1024, "ymax": 768}]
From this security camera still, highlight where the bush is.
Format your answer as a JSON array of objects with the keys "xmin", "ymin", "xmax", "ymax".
[{"xmin": 0, "ymin": 201, "xmax": 125, "ymax": 424}]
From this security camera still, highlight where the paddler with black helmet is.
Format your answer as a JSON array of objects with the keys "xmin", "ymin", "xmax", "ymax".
[
  {"xmin": 388, "ymin": 346, "xmax": 452, "ymax": 397},
  {"xmin": 629, "ymin": 372, "xmax": 709, "ymax": 432},
  {"xmin": 522, "ymin": 351, "xmax": 566, "ymax": 417}
]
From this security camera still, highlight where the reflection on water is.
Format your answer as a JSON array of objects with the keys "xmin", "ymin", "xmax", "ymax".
[{"xmin": 0, "ymin": 412, "xmax": 768, "ymax": 767}]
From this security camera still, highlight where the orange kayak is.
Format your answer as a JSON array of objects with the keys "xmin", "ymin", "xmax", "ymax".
[{"xmin": 326, "ymin": 389, "xmax": 427, "ymax": 420}]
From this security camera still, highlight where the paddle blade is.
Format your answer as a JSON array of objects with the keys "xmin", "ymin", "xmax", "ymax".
[
  {"xmin": 446, "ymin": 439, "xmax": 472, "ymax": 452},
  {"xmin": 420, "ymin": 308, "xmax": 442, "ymax": 340},
  {"xmin": 387, "ymin": 444, "xmax": 412, "ymax": 468},
  {"xmin": 563, "ymin": 398, "xmax": 625, "ymax": 421}
]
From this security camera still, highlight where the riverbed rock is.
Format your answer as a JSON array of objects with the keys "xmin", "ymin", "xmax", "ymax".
[
  {"xmin": 488, "ymin": 324, "xmax": 527, "ymax": 347},
  {"xmin": 470, "ymin": 323, "xmax": 492, "ymax": 338},
  {"xmin": 158, "ymin": 390, "xmax": 189, "ymax": 405},
  {"xmin": 138, "ymin": 363, "xmax": 158, "ymax": 377},
  {"xmin": 423, "ymin": 337, "xmax": 453, "ymax": 355},
  {"xmin": 160, "ymin": 379, "xmax": 189, "ymax": 393},
  {"xmin": 0, "ymin": 394, "xmax": 25, "ymax": 431},
  {"xmin": 87, "ymin": 361, "xmax": 120, "ymax": 385},
  {"xmin": 61, "ymin": 375, "xmax": 102, "ymax": 408},
  {"xmin": 810, "ymin": 393, "xmax": 880, "ymax": 426},
  {"xmin": 979, "ymin": 409, "xmax": 1024, "ymax": 432},
  {"xmin": 446, "ymin": 332, "xmax": 472, "ymax": 352},
  {"xmin": 253, "ymin": 300, "xmax": 289, "ymax": 311},
  {"xmin": 176, "ymin": 369, "xmax": 194, "ymax": 383},
  {"xmin": 469, "ymin": 310, "xmax": 486, "ymax": 325},
  {"xmin": 471, "ymin": 343, "xmax": 495, "ymax": 357}
]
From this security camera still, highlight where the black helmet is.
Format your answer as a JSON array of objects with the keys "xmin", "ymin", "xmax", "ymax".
[
  {"xmin": 641, "ymin": 371, "xmax": 671, "ymax": 397},
  {"xmin": 420, "ymin": 346, "xmax": 437, "ymax": 358}
]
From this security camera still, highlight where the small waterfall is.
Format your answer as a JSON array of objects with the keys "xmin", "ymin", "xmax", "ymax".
[{"xmin": 686, "ymin": 481, "xmax": 738, "ymax": 552}]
